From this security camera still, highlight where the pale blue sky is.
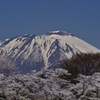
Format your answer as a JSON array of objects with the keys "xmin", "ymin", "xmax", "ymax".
[{"xmin": 0, "ymin": 0, "xmax": 100, "ymax": 49}]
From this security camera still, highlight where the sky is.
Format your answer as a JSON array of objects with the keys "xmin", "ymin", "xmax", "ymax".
[{"xmin": 0, "ymin": 0, "xmax": 100, "ymax": 49}]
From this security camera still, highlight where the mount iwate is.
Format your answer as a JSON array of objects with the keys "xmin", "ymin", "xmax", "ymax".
[{"xmin": 0, "ymin": 31, "xmax": 99, "ymax": 72}]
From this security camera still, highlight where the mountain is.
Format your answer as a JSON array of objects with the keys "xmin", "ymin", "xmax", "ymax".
[{"xmin": 0, "ymin": 31, "xmax": 99, "ymax": 72}]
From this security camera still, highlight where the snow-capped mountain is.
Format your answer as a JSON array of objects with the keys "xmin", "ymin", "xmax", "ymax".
[{"xmin": 0, "ymin": 31, "xmax": 99, "ymax": 72}]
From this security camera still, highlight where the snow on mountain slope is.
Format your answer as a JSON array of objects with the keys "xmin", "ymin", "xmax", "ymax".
[{"xmin": 0, "ymin": 31, "xmax": 99, "ymax": 72}]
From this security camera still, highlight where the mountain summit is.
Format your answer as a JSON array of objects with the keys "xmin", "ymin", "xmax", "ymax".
[
  {"xmin": 44, "ymin": 30, "xmax": 74, "ymax": 36},
  {"xmin": 0, "ymin": 31, "xmax": 99, "ymax": 72}
]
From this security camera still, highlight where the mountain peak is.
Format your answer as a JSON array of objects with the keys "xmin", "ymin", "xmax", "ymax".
[
  {"xmin": 44, "ymin": 30, "xmax": 74, "ymax": 36},
  {"xmin": 49, "ymin": 30, "xmax": 66, "ymax": 33}
]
